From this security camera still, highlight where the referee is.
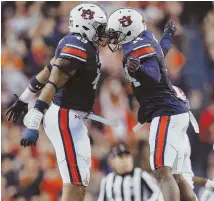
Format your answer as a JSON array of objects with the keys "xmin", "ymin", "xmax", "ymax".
[{"xmin": 98, "ymin": 143, "xmax": 161, "ymax": 201}]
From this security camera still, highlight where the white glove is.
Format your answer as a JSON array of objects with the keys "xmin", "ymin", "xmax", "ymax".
[
  {"xmin": 205, "ymin": 179, "xmax": 214, "ymax": 190},
  {"xmin": 23, "ymin": 108, "xmax": 43, "ymax": 130}
]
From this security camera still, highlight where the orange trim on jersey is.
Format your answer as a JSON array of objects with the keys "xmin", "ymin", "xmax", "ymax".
[
  {"xmin": 131, "ymin": 47, "xmax": 155, "ymax": 57},
  {"xmin": 61, "ymin": 47, "xmax": 87, "ymax": 59},
  {"xmin": 60, "ymin": 108, "xmax": 81, "ymax": 185},
  {"xmin": 155, "ymin": 116, "xmax": 169, "ymax": 168}
]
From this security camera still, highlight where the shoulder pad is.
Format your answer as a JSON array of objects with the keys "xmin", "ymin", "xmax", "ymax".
[
  {"xmin": 56, "ymin": 34, "xmax": 88, "ymax": 62},
  {"xmin": 64, "ymin": 34, "xmax": 88, "ymax": 49},
  {"xmin": 142, "ymin": 30, "xmax": 154, "ymax": 40}
]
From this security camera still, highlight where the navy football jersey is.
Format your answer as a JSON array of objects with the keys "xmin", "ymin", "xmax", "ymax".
[
  {"xmin": 52, "ymin": 33, "xmax": 100, "ymax": 112},
  {"xmin": 123, "ymin": 30, "xmax": 188, "ymax": 124}
]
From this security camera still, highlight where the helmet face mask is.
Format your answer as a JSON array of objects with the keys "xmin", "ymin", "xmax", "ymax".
[
  {"xmin": 107, "ymin": 28, "xmax": 127, "ymax": 52},
  {"xmin": 92, "ymin": 22, "xmax": 108, "ymax": 46}
]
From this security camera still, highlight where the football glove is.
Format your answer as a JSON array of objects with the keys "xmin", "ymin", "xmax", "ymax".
[
  {"xmin": 21, "ymin": 129, "xmax": 39, "ymax": 147},
  {"xmin": 164, "ymin": 20, "xmax": 177, "ymax": 37},
  {"xmin": 6, "ymin": 94, "xmax": 28, "ymax": 123},
  {"xmin": 126, "ymin": 56, "xmax": 141, "ymax": 72}
]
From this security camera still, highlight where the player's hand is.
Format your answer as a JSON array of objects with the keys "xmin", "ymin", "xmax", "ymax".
[
  {"xmin": 205, "ymin": 179, "xmax": 214, "ymax": 190},
  {"xmin": 126, "ymin": 56, "xmax": 141, "ymax": 72},
  {"xmin": 21, "ymin": 129, "xmax": 39, "ymax": 147},
  {"xmin": 5, "ymin": 94, "xmax": 28, "ymax": 123},
  {"xmin": 164, "ymin": 20, "xmax": 177, "ymax": 36}
]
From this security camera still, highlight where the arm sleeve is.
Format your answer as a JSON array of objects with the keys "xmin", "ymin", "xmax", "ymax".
[
  {"xmin": 136, "ymin": 56, "xmax": 161, "ymax": 83},
  {"xmin": 97, "ymin": 177, "xmax": 107, "ymax": 201},
  {"xmin": 159, "ymin": 32, "xmax": 173, "ymax": 57}
]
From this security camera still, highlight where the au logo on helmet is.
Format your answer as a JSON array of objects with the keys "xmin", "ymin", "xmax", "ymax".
[
  {"xmin": 81, "ymin": 9, "xmax": 95, "ymax": 20},
  {"xmin": 119, "ymin": 16, "xmax": 132, "ymax": 27}
]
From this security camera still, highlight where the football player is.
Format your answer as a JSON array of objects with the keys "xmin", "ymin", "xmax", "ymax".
[
  {"xmin": 106, "ymin": 8, "xmax": 196, "ymax": 201},
  {"xmin": 172, "ymin": 86, "xmax": 214, "ymax": 198},
  {"xmin": 6, "ymin": 3, "xmax": 108, "ymax": 201}
]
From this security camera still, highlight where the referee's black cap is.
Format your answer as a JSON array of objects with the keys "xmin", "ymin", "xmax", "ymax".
[{"xmin": 111, "ymin": 143, "xmax": 131, "ymax": 158}]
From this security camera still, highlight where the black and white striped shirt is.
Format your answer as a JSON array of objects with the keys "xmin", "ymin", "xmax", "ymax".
[{"xmin": 98, "ymin": 167, "xmax": 161, "ymax": 201}]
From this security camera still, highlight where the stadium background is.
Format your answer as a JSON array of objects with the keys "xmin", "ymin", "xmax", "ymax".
[{"xmin": 1, "ymin": 1, "xmax": 214, "ymax": 201}]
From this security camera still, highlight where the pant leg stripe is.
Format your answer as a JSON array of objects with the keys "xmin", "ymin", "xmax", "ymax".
[
  {"xmin": 155, "ymin": 116, "xmax": 169, "ymax": 168},
  {"xmin": 154, "ymin": 117, "xmax": 161, "ymax": 169},
  {"xmin": 58, "ymin": 108, "xmax": 73, "ymax": 183},
  {"xmin": 162, "ymin": 116, "xmax": 171, "ymax": 166},
  {"xmin": 66, "ymin": 109, "xmax": 82, "ymax": 184},
  {"xmin": 59, "ymin": 108, "xmax": 81, "ymax": 184}
]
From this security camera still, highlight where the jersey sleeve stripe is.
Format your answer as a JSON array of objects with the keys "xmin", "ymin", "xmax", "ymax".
[
  {"xmin": 65, "ymin": 44, "xmax": 86, "ymax": 52},
  {"xmin": 60, "ymin": 53, "xmax": 86, "ymax": 62},
  {"xmin": 139, "ymin": 52, "xmax": 156, "ymax": 59},
  {"xmin": 133, "ymin": 44, "xmax": 151, "ymax": 51},
  {"xmin": 131, "ymin": 47, "xmax": 155, "ymax": 58},
  {"xmin": 61, "ymin": 47, "xmax": 87, "ymax": 60}
]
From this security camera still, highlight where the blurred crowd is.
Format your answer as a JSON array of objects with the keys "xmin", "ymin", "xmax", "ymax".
[{"xmin": 1, "ymin": 1, "xmax": 214, "ymax": 201}]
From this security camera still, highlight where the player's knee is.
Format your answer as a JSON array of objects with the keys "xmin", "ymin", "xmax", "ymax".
[{"xmin": 153, "ymin": 166, "xmax": 173, "ymax": 183}]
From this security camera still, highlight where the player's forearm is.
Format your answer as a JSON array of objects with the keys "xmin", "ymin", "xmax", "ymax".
[
  {"xmin": 19, "ymin": 66, "xmax": 51, "ymax": 103},
  {"xmin": 192, "ymin": 176, "xmax": 207, "ymax": 187},
  {"xmin": 160, "ymin": 20, "xmax": 176, "ymax": 57},
  {"xmin": 137, "ymin": 58, "xmax": 161, "ymax": 83},
  {"xmin": 25, "ymin": 67, "xmax": 69, "ymax": 131},
  {"xmin": 19, "ymin": 57, "xmax": 55, "ymax": 103},
  {"xmin": 32, "ymin": 66, "xmax": 51, "ymax": 87},
  {"xmin": 32, "ymin": 57, "xmax": 56, "ymax": 88},
  {"xmin": 35, "ymin": 67, "xmax": 69, "ymax": 111},
  {"xmin": 37, "ymin": 84, "xmax": 56, "ymax": 107},
  {"xmin": 160, "ymin": 33, "xmax": 173, "ymax": 57}
]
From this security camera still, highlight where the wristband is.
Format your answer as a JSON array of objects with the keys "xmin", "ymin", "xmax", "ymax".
[
  {"xmin": 30, "ymin": 77, "xmax": 45, "ymax": 91},
  {"xmin": 34, "ymin": 100, "xmax": 49, "ymax": 114}
]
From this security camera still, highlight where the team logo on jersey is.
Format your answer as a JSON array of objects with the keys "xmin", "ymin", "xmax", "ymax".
[
  {"xmin": 119, "ymin": 16, "xmax": 132, "ymax": 27},
  {"xmin": 81, "ymin": 9, "xmax": 95, "ymax": 20}
]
